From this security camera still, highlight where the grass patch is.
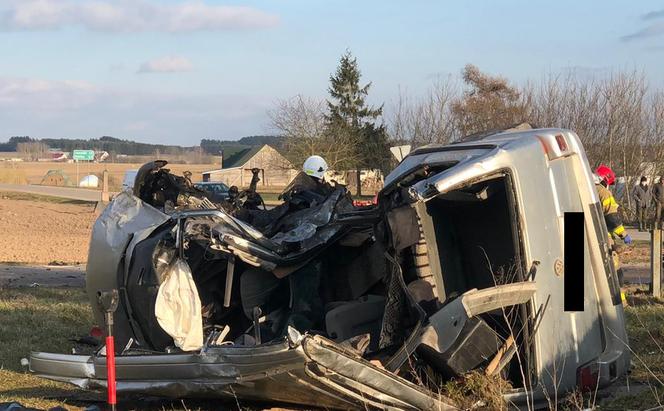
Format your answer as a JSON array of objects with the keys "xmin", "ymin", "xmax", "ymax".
[
  {"xmin": 257, "ymin": 191, "xmax": 282, "ymax": 204},
  {"xmin": 600, "ymin": 389, "xmax": 664, "ymax": 410},
  {"xmin": 0, "ymin": 191, "xmax": 93, "ymax": 205},
  {"xmin": 3, "ymin": 286, "xmax": 664, "ymax": 410},
  {"xmin": 0, "ymin": 287, "xmax": 94, "ymax": 409},
  {"xmin": 623, "ymin": 297, "xmax": 664, "ymax": 384},
  {"xmin": 0, "ymin": 288, "xmax": 93, "ymax": 371},
  {"xmin": 441, "ymin": 371, "xmax": 512, "ymax": 410}
]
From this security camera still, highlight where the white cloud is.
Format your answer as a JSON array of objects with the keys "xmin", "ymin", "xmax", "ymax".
[
  {"xmin": 0, "ymin": 76, "xmax": 271, "ymax": 143},
  {"xmin": 0, "ymin": 77, "xmax": 98, "ymax": 110},
  {"xmin": 138, "ymin": 56, "xmax": 193, "ymax": 73},
  {"xmin": 0, "ymin": 0, "xmax": 279, "ymax": 32}
]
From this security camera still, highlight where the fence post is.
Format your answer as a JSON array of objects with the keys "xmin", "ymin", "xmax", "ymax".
[
  {"xmin": 652, "ymin": 228, "xmax": 662, "ymax": 298},
  {"xmin": 101, "ymin": 170, "xmax": 109, "ymax": 202}
]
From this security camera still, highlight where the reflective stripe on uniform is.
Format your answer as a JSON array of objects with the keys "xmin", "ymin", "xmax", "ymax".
[{"xmin": 602, "ymin": 194, "xmax": 619, "ymax": 213}]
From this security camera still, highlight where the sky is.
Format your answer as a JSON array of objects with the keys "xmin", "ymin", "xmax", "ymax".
[{"xmin": 1, "ymin": 0, "xmax": 664, "ymax": 145}]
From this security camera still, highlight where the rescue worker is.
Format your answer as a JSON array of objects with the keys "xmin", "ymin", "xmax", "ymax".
[
  {"xmin": 242, "ymin": 155, "xmax": 335, "ymax": 337},
  {"xmin": 299, "ymin": 155, "xmax": 332, "ymax": 193},
  {"xmin": 595, "ymin": 165, "xmax": 631, "ymax": 302},
  {"xmin": 632, "ymin": 176, "xmax": 651, "ymax": 231},
  {"xmin": 279, "ymin": 155, "xmax": 334, "ymax": 209},
  {"xmin": 596, "ymin": 164, "xmax": 632, "ymax": 245}
]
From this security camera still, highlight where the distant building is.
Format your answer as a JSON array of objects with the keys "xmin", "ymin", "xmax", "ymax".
[
  {"xmin": 38, "ymin": 151, "xmax": 69, "ymax": 162},
  {"xmin": 201, "ymin": 144, "xmax": 297, "ymax": 187}
]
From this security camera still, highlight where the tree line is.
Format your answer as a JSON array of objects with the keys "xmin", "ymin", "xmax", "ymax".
[
  {"xmin": 390, "ymin": 66, "xmax": 664, "ymax": 210},
  {"xmin": 273, "ymin": 53, "xmax": 664, "ymax": 201},
  {"xmin": 391, "ymin": 65, "xmax": 664, "ymax": 181},
  {"xmin": 0, "ymin": 135, "xmax": 283, "ymax": 157}
]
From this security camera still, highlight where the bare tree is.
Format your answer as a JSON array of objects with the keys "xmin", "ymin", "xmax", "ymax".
[
  {"xmin": 269, "ymin": 95, "xmax": 358, "ymax": 169},
  {"xmin": 452, "ymin": 64, "xmax": 528, "ymax": 136},
  {"xmin": 389, "ymin": 79, "xmax": 459, "ymax": 146},
  {"xmin": 17, "ymin": 141, "xmax": 49, "ymax": 161},
  {"xmin": 524, "ymin": 70, "xmax": 657, "ymax": 216}
]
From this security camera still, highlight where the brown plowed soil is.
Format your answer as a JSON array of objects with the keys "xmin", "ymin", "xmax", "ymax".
[{"xmin": 0, "ymin": 195, "xmax": 96, "ymax": 264}]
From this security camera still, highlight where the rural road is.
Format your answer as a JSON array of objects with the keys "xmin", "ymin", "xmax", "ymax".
[{"xmin": 0, "ymin": 183, "xmax": 104, "ymax": 202}]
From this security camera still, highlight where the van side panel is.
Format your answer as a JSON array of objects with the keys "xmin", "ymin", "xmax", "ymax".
[
  {"xmin": 506, "ymin": 144, "xmax": 603, "ymax": 393},
  {"xmin": 549, "ymin": 158, "xmax": 604, "ymax": 357}
]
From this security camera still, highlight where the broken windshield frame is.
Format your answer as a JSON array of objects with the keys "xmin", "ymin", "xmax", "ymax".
[{"xmin": 382, "ymin": 145, "xmax": 496, "ymax": 193}]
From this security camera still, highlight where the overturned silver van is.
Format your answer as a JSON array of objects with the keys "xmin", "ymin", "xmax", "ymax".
[{"xmin": 29, "ymin": 128, "xmax": 629, "ymax": 410}]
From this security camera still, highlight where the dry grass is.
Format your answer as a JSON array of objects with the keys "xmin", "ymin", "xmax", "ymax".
[
  {"xmin": 3, "ymin": 284, "xmax": 664, "ymax": 410},
  {"xmin": 440, "ymin": 371, "xmax": 512, "ymax": 410},
  {"xmin": 0, "ymin": 165, "xmax": 28, "ymax": 184},
  {"xmin": 0, "ymin": 287, "xmax": 303, "ymax": 410},
  {"xmin": 621, "ymin": 241, "xmax": 651, "ymax": 265},
  {"xmin": 0, "ymin": 287, "xmax": 93, "ymax": 410}
]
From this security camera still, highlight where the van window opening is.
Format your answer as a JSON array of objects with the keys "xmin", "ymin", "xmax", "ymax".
[{"xmin": 421, "ymin": 174, "xmax": 534, "ymax": 388}]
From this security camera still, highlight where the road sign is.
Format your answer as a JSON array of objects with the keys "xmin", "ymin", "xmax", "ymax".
[{"xmin": 73, "ymin": 150, "xmax": 95, "ymax": 161}]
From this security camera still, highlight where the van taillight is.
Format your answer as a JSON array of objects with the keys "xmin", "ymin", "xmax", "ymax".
[
  {"xmin": 555, "ymin": 134, "xmax": 568, "ymax": 151},
  {"xmin": 577, "ymin": 362, "xmax": 600, "ymax": 391},
  {"xmin": 537, "ymin": 133, "xmax": 573, "ymax": 160}
]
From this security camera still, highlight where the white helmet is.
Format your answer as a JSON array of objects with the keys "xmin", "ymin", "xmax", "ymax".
[{"xmin": 303, "ymin": 155, "xmax": 328, "ymax": 179}]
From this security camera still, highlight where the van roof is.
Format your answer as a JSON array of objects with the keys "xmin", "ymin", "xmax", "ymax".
[
  {"xmin": 410, "ymin": 127, "xmax": 572, "ymax": 155},
  {"xmin": 384, "ymin": 127, "xmax": 573, "ymax": 189}
]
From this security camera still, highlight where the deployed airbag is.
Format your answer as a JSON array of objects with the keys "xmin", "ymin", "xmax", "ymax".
[{"xmin": 155, "ymin": 259, "xmax": 203, "ymax": 351}]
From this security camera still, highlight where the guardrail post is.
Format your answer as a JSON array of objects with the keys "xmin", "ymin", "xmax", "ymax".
[{"xmin": 652, "ymin": 228, "xmax": 662, "ymax": 298}]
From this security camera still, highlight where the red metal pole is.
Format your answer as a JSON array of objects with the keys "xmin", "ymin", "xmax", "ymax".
[
  {"xmin": 97, "ymin": 290, "xmax": 119, "ymax": 411},
  {"xmin": 106, "ymin": 335, "xmax": 117, "ymax": 410}
]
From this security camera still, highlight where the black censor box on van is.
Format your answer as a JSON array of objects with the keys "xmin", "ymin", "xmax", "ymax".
[{"xmin": 564, "ymin": 212, "xmax": 584, "ymax": 311}]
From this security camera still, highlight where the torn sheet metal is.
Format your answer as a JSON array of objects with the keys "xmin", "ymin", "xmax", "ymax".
[
  {"xmin": 302, "ymin": 335, "xmax": 456, "ymax": 410},
  {"xmin": 387, "ymin": 282, "xmax": 537, "ymax": 371},
  {"xmin": 86, "ymin": 191, "xmax": 170, "ymax": 336},
  {"xmin": 30, "ymin": 334, "xmax": 458, "ymax": 410}
]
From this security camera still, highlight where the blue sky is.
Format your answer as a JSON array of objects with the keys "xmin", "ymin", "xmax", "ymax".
[{"xmin": 1, "ymin": 0, "xmax": 664, "ymax": 145}]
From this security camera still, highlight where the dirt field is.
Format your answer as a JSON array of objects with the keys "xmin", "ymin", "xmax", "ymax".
[{"xmin": 0, "ymin": 193, "xmax": 95, "ymax": 264}]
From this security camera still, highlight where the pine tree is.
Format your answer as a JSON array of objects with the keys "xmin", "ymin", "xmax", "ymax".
[{"xmin": 325, "ymin": 50, "xmax": 389, "ymax": 195}]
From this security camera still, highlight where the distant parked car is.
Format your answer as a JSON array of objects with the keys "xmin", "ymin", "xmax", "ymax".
[{"xmin": 193, "ymin": 181, "xmax": 230, "ymax": 202}]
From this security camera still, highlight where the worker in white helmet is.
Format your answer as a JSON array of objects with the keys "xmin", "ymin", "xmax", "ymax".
[
  {"xmin": 280, "ymin": 155, "xmax": 333, "ymax": 208},
  {"xmin": 302, "ymin": 155, "xmax": 328, "ymax": 180}
]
